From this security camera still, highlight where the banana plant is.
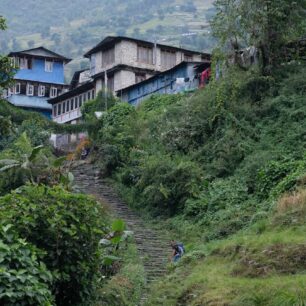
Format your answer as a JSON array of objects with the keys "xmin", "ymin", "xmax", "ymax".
[
  {"xmin": 100, "ymin": 219, "xmax": 134, "ymax": 274},
  {"xmin": 0, "ymin": 144, "xmax": 44, "ymax": 183}
]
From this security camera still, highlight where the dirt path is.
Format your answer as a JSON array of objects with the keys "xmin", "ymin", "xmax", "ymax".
[{"xmin": 72, "ymin": 162, "xmax": 169, "ymax": 304}]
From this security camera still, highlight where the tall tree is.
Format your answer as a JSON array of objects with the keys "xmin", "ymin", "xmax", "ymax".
[{"xmin": 211, "ymin": 0, "xmax": 306, "ymax": 74}]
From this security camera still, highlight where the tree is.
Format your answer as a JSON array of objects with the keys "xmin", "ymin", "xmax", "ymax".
[
  {"xmin": 0, "ymin": 18, "xmax": 15, "ymax": 92},
  {"xmin": 0, "ymin": 16, "xmax": 6, "ymax": 30},
  {"xmin": 211, "ymin": 0, "xmax": 306, "ymax": 74}
]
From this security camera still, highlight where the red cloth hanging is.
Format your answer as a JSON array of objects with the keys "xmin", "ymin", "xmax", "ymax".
[{"xmin": 200, "ymin": 67, "xmax": 211, "ymax": 88}]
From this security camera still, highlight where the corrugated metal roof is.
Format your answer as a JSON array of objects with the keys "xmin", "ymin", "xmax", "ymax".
[{"xmin": 7, "ymin": 95, "xmax": 52, "ymax": 110}]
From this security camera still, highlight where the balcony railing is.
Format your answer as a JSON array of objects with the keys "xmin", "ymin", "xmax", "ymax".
[{"xmin": 53, "ymin": 108, "xmax": 81, "ymax": 124}]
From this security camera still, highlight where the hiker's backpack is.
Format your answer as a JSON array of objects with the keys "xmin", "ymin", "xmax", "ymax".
[{"xmin": 177, "ymin": 243, "xmax": 185, "ymax": 255}]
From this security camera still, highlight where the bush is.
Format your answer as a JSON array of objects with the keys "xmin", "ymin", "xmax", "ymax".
[
  {"xmin": 0, "ymin": 185, "xmax": 107, "ymax": 306},
  {"xmin": 131, "ymin": 154, "xmax": 202, "ymax": 215},
  {"xmin": 0, "ymin": 224, "xmax": 54, "ymax": 306}
]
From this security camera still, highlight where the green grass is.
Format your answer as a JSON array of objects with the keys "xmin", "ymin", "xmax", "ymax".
[
  {"xmin": 97, "ymin": 241, "xmax": 146, "ymax": 306},
  {"xmin": 146, "ymin": 198, "xmax": 306, "ymax": 305}
]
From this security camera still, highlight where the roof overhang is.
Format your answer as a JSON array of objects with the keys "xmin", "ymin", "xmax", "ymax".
[
  {"xmin": 9, "ymin": 47, "xmax": 72, "ymax": 64},
  {"xmin": 84, "ymin": 36, "xmax": 211, "ymax": 59}
]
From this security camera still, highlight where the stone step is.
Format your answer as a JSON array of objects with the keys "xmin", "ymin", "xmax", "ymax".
[{"xmin": 72, "ymin": 164, "xmax": 169, "ymax": 302}]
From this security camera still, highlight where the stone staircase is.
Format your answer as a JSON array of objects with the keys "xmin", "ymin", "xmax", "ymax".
[{"xmin": 71, "ymin": 162, "xmax": 169, "ymax": 303}]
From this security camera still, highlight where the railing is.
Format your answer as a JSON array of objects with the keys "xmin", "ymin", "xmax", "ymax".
[{"xmin": 53, "ymin": 109, "xmax": 81, "ymax": 124}]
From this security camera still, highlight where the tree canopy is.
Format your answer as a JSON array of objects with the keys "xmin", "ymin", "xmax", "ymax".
[{"xmin": 212, "ymin": 0, "xmax": 306, "ymax": 73}]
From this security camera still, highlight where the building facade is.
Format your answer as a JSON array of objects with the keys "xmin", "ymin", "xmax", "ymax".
[
  {"xmin": 49, "ymin": 69, "xmax": 95, "ymax": 125},
  {"xmin": 4, "ymin": 47, "xmax": 70, "ymax": 118},
  {"xmin": 49, "ymin": 36, "xmax": 211, "ymax": 125},
  {"xmin": 84, "ymin": 36, "xmax": 211, "ymax": 96},
  {"xmin": 120, "ymin": 61, "xmax": 210, "ymax": 106}
]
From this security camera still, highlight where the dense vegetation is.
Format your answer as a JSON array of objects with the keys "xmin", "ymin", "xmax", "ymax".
[
  {"xmin": 1, "ymin": 0, "xmax": 306, "ymax": 304},
  {"xmin": 85, "ymin": 62, "xmax": 306, "ymax": 305}
]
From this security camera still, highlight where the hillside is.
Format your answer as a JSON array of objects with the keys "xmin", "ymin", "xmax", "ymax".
[
  {"xmin": 0, "ymin": 0, "xmax": 215, "ymax": 77},
  {"xmin": 82, "ymin": 61, "xmax": 306, "ymax": 305}
]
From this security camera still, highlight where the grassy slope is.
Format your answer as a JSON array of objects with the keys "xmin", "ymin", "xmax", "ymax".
[{"xmin": 146, "ymin": 194, "xmax": 306, "ymax": 305}]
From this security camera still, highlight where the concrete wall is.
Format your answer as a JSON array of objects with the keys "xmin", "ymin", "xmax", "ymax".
[
  {"xmin": 15, "ymin": 58, "xmax": 65, "ymax": 84},
  {"xmin": 90, "ymin": 39, "xmax": 205, "ymax": 77}
]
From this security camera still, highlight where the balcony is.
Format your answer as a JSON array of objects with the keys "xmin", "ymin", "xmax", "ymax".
[{"xmin": 53, "ymin": 108, "xmax": 81, "ymax": 124}]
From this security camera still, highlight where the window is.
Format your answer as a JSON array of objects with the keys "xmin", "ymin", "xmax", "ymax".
[
  {"xmin": 135, "ymin": 73, "xmax": 146, "ymax": 83},
  {"xmin": 184, "ymin": 54, "xmax": 193, "ymax": 62},
  {"xmin": 161, "ymin": 50, "xmax": 176, "ymax": 69},
  {"xmin": 20, "ymin": 83, "xmax": 27, "ymax": 95},
  {"xmin": 87, "ymin": 91, "xmax": 91, "ymax": 100},
  {"xmin": 137, "ymin": 45, "xmax": 153, "ymax": 64},
  {"xmin": 53, "ymin": 105, "xmax": 57, "ymax": 117},
  {"xmin": 102, "ymin": 48, "xmax": 115, "ymax": 68},
  {"xmin": 50, "ymin": 87, "xmax": 57, "ymax": 98},
  {"xmin": 91, "ymin": 90, "xmax": 95, "ymax": 99},
  {"xmin": 57, "ymin": 104, "xmax": 62, "ymax": 116},
  {"xmin": 70, "ymin": 99, "xmax": 74, "ymax": 111},
  {"xmin": 79, "ymin": 95, "xmax": 83, "ymax": 107},
  {"xmin": 15, "ymin": 83, "xmax": 21, "ymax": 94},
  {"xmin": 66, "ymin": 100, "xmax": 70, "ymax": 112},
  {"xmin": 74, "ymin": 97, "xmax": 78, "ymax": 109},
  {"xmin": 10, "ymin": 57, "xmax": 19, "ymax": 68},
  {"xmin": 38, "ymin": 85, "xmax": 45, "ymax": 97},
  {"xmin": 20, "ymin": 57, "xmax": 28, "ymax": 69},
  {"xmin": 45, "ymin": 60, "xmax": 53, "ymax": 72},
  {"xmin": 26, "ymin": 84, "xmax": 34, "ymax": 96}
]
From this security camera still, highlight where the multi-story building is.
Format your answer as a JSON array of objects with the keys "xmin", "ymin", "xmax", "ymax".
[
  {"xmin": 85, "ymin": 36, "xmax": 211, "ymax": 96},
  {"xmin": 4, "ymin": 47, "xmax": 70, "ymax": 118},
  {"xmin": 49, "ymin": 36, "xmax": 211, "ymax": 125}
]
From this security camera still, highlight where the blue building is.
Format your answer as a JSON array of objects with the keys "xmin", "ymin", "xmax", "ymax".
[
  {"xmin": 5, "ymin": 47, "xmax": 71, "ymax": 118},
  {"xmin": 118, "ymin": 61, "xmax": 210, "ymax": 106}
]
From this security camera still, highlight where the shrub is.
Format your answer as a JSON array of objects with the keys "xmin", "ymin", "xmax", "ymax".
[
  {"xmin": 132, "ymin": 154, "xmax": 202, "ymax": 215},
  {"xmin": 0, "ymin": 224, "xmax": 54, "ymax": 306},
  {"xmin": 0, "ymin": 185, "xmax": 107, "ymax": 306}
]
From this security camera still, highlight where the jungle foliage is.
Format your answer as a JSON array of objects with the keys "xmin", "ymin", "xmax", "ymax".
[
  {"xmin": 0, "ymin": 185, "xmax": 108, "ymax": 305},
  {"xmin": 89, "ymin": 62, "xmax": 306, "ymax": 241}
]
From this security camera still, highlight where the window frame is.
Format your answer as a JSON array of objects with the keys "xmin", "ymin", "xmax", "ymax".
[
  {"xmin": 20, "ymin": 57, "xmax": 28, "ymax": 70},
  {"xmin": 50, "ymin": 87, "xmax": 58, "ymax": 98},
  {"xmin": 26, "ymin": 83, "xmax": 34, "ymax": 96},
  {"xmin": 70, "ymin": 99, "xmax": 74, "ymax": 111},
  {"xmin": 38, "ymin": 85, "xmax": 46, "ymax": 97},
  {"xmin": 15, "ymin": 83, "xmax": 21, "ymax": 94},
  {"xmin": 66, "ymin": 100, "xmax": 70, "ymax": 112},
  {"xmin": 45, "ymin": 60, "xmax": 54, "ymax": 72}
]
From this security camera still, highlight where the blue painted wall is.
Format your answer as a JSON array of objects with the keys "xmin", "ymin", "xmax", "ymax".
[
  {"xmin": 122, "ymin": 63, "xmax": 199, "ymax": 106},
  {"xmin": 15, "ymin": 58, "xmax": 65, "ymax": 84}
]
